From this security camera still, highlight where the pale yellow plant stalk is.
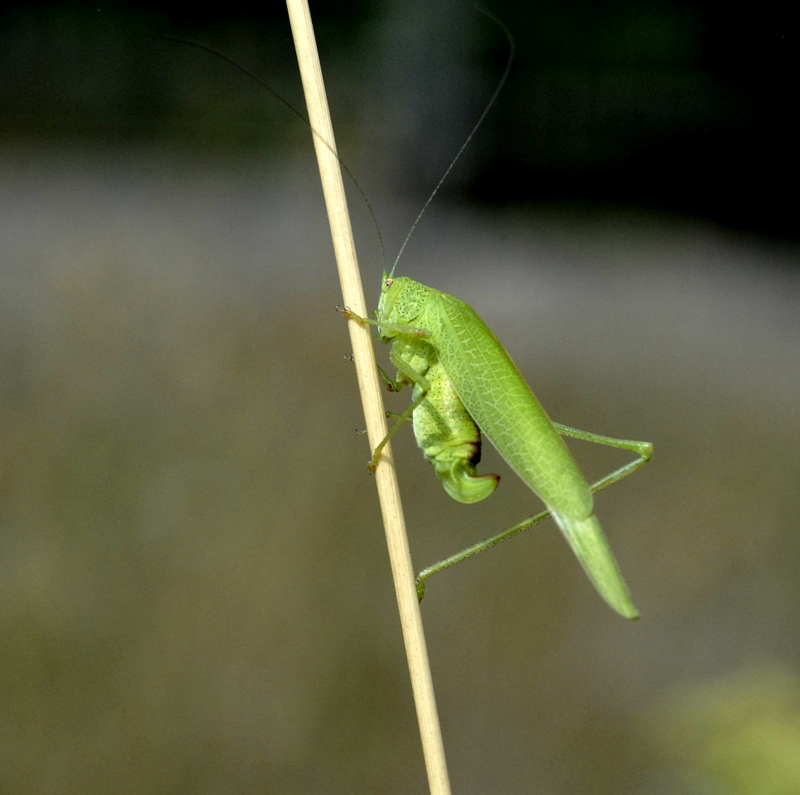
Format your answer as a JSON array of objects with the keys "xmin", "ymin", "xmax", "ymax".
[{"xmin": 285, "ymin": 1, "xmax": 451, "ymax": 792}]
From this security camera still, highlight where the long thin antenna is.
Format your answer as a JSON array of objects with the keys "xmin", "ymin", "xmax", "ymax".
[
  {"xmin": 389, "ymin": 8, "xmax": 515, "ymax": 276},
  {"xmin": 167, "ymin": 8, "xmax": 514, "ymax": 282},
  {"xmin": 164, "ymin": 34, "xmax": 388, "ymax": 272}
]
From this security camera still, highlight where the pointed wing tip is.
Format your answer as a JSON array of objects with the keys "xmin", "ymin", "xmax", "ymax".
[
  {"xmin": 617, "ymin": 603, "xmax": 641, "ymax": 620},
  {"xmin": 553, "ymin": 511, "xmax": 641, "ymax": 621}
]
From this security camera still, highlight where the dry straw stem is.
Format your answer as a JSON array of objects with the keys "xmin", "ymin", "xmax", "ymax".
[{"xmin": 285, "ymin": 1, "xmax": 451, "ymax": 792}]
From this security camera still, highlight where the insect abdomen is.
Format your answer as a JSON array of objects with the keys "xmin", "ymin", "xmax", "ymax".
[{"xmin": 412, "ymin": 361, "xmax": 499, "ymax": 504}]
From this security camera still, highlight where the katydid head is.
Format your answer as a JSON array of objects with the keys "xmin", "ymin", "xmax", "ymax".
[{"xmin": 377, "ymin": 276, "xmax": 433, "ymax": 335}]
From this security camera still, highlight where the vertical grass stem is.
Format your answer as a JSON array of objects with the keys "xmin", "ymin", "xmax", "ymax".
[{"xmin": 285, "ymin": 1, "xmax": 451, "ymax": 791}]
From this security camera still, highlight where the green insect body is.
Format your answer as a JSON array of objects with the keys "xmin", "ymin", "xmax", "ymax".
[
  {"xmin": 375, "ymin": 275, "xmax": 639, "ymax": 619},
  {"xmin": 394, "ymin": 344, "xmax": 500, "ymax": 504}
]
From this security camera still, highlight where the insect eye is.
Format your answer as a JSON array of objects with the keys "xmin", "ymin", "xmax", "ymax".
[{"xmin": 384, "ymin": 278, "xmax": 394, "ymax": 289}]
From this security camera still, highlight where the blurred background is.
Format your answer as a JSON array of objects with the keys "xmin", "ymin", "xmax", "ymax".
[{"xmin": 1, "ymin": 1, "xmax": 798, "ymax": 793}]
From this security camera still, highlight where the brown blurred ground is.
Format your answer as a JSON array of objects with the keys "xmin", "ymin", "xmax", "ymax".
[{"xmin": 1, "ymin": 146, "xmax": 798, "ymax": 793}]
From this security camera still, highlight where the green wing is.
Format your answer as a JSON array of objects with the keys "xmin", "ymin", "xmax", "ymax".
[
  {"xmin": 424, "ymin": 290, "xmax": 638, "ymax": 618},
  {"xmin": 428, "ymin": 291, "xmax": 592, "ymax": 519}
]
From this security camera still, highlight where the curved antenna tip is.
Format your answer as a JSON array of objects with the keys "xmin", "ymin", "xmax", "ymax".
[{"xmin": 390, "ymin": 8, "xmax": 515, "ymax": 274}]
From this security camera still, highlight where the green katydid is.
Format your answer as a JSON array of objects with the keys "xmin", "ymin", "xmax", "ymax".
[
  {"xmin": 168, "ymin": 16, "xmax": 653, "ymax": 618},
  {"xmin": 340, "ymin": 14, "xmax": 653, "ymax": 620},
  {"xmin": 343, "ymin": 277, "xmax": 651, "ymax": 619}
]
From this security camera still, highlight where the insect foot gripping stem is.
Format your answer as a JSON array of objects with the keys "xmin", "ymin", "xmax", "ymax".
[{"xmin": 336, "ymin": 305, "xmax": 368, "ymax": 325}]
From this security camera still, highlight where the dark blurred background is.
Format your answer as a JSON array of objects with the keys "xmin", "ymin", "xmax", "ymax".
[
  {"xmin": 1, "ymin": 0, "xmax": 796, "ymax": 236},
  {"xmin": 1, "ymin": 1, "xmax": 798, "ymax": 793}
]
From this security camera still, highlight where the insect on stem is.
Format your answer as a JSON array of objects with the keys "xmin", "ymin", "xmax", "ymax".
[{"xmin": 170, "ymin": 15, "xmax": 653, "ymax": 620}]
